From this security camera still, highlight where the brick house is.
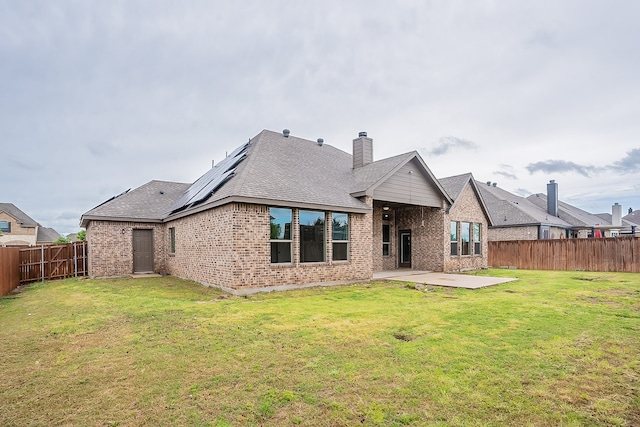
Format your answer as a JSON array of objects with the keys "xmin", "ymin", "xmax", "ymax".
[
  {"xmin": 0, "ymin": 203, "xmax": 61, "ymax": 247},
  {"xmin": 81, "ymin": 130, "xmax": 492, "ymax": 293},
  {"xmin": 477, "ymin": 180, "xmax": 633, "ymax": 240}
]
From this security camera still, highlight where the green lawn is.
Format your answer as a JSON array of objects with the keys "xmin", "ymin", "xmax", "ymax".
[{"xmin": 1, "ymin": 270, "xmax": 638, "ymax": 426}]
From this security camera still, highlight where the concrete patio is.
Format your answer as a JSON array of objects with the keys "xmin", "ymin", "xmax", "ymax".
[{"xmin": 373, "ymin": 270, "xmax": 518, "ymax": 289}]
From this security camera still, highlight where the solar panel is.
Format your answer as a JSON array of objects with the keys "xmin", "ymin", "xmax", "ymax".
[{"xmin": 170, "ymin": 141, "xmax": 250, "ymax": 213}]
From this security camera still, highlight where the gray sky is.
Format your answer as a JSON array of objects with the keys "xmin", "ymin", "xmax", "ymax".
[{"xmin": 2, "ymin": 1, "xmax": 639, "ymax": 235}]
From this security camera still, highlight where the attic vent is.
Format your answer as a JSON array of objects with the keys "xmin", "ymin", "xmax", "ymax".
[
  {"xmin": 283, "ymin": 129, "xmax": 290, "ymax": 137},
  {"xmin": 359, "ymin": 131, "xmax": 367, "ymax": 137},
  {"xmin": 317, "ymin": 138, "xmax": 324, "ymax": 146}
]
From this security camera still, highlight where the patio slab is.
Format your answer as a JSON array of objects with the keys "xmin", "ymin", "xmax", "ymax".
[{"xmin": 374, "ymin": 270, "xmax": 518, "ymax": 289}]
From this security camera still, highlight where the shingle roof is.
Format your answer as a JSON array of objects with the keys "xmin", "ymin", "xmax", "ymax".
[
  {"xmin": 0, "ymin": 203, "xmax": 38, "ymax": 227},
  {"xmin": 526, "ymin": 194, "xmax": 609, "ymax": 227},
  {"xmin": 624, "ymin": 210, "xmax": 640, "ymax": 226},
  {"xmin": 37, "ymin": 227, "xmax": 61, "ymax": 243},
  {"xmin": 181, "ymin": 130, "xmax": 370, "ymax": 214},
  {"xmin": 83, "ymin": 129, "xmax": 450, "ymax": 223},
  {"xmin": 475, "ymin": 183, "xmax": 570, "ymax": 227},
  {"xmin": 81, "ymin": 180, "xmax": 190, "ymax": 225},
  {"xmin": 439, "ymin": 173, "xmax": 473, "ymax": 201}
]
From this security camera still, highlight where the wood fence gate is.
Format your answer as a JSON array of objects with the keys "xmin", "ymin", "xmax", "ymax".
[{"xmin": 19, "ymin": 241, "xmax": 88, "ymax": 285}]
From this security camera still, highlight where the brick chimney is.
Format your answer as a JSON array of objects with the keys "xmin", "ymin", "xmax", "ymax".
[
  {"xmin": 547, "ymin": 180, "xmax": 558, "ymax": 217},
  {"xmin": 612, "ymin": 203, "xmax": 622, "ymax": 227},
  {"xmin": 353, "ymin": 131, "xmax": 373, "ymax": 169}
]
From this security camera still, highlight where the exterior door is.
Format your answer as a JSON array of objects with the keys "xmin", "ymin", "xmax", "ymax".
[
  {"xmin": 133, "ymin": 229, "xmax": 154, "ymax": 273},
  {"xmin": 399, "ymin": 230, "xmax": 411, "ymax": 268}
]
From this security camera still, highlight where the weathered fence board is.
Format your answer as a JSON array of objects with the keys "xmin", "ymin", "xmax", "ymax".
[
  {"xmin": 489, "ymin": 237, "xmax": 640, "ymax": 272},
  {"xmin": 18, "ymin": 241, "xmax": 87, "ymax": 285},
  {"xmin": 0, "ymin": 247, "xmax": 20, "ymax": 296}
]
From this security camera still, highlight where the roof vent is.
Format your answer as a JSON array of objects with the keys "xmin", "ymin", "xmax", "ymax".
[
  {"xmin": 317, "ymin": 138, "xmax": 324, "ymax": 146},
  {"xmin": 492, "ymin": 182, "xmax": 497, "ymax": 187},
  {"xmin": 283, "ymin": 129, "xmax": 290, "ymax": 137},
  {"xmin": 486, "ymin": 181, "xmax": 491, "ymax": 186},
  {"xmin": 358, "ymin": 131, "xmax": 367, "ymax": 138}
]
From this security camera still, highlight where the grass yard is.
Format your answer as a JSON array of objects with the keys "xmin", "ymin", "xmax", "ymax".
[{"xmin": 0, "ymin": 270, "xmax": 639, "ymax": 426}]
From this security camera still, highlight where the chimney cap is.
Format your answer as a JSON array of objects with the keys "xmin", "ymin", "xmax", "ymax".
[
  {"xmin": 283, "ymin": 129, "xmax": 290, "ymax": 137},
  {"xmin": 358, "ymin": 131, "xmax": 367, "ymax": 138}
]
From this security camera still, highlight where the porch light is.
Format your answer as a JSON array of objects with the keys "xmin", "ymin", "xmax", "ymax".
[{"xmin": 383, "ymin": 206, "xmax": 390, "ymax": 211}]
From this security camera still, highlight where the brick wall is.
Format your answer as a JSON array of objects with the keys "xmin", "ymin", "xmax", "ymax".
[
  {"xmin": 372, "ymin": 203, "xmax": 446, "ymax": 272},
  {"xmin": 165, "ymin": 201, "xmax": 373, "ymax": 291},
  {"xmin": 444, "ymin": 184, "xmax": 489, "ymax": 271},
  {"xmin": 165, "ymin": 204, "xmax": 237, "ymax": 289},
  {"xmin": 86, "ymin": 221, "xmax": 166, "ymax": 277}
]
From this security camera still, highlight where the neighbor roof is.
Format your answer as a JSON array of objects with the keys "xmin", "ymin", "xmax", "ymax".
[
  {"xmin": 624, "ymin": 210, "xmax": 640, "ymax": 226},
  {"xmin": 0, "ymin": 203, "xmax": 38, "ymax": 227},
  {"xmin": 37, "ymin": 227, "xmax": 61, "ymax": 243},
  {"xmin": 527, "ymin": 193, "xmax": 610, "ymax": 228},
  {"xmin": 475, "ymin": 183, "xmax": 570, "ymax": 228}
]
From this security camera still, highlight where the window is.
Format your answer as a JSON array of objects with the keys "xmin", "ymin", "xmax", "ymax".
[
  {"xmin": 461, "ymin": 222, "xmax": 471, "ymax": 255},
  {"xmin": 169, "ymin": 227, "xmax": 176, "ymax": 254},
  {"xmin": 332, "ymin": 213, "xmax": 349, "ymax": 261},
  {"xmin": 382, "ymin": 224, "xmax": 390, "ymax": 256},
  {"xmin": 450, "ymin": 221, "xmax": 458, "ymax": 256},
  {"xmin": 0, "ymin": 221, "xmax": 10, "ymax": 233},
  {"xmin": 270, "ymin": 208, "xmax": 292, "ymax": 263},
  {"xmin": 473, "ymin": 223, "xmax": 481, "ymax": 255},
  {"xmin": 300, "ymin": 210, "xmax": 325, "ymax": 263}
]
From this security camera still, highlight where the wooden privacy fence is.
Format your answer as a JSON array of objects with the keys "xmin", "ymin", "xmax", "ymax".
[
  {"xmin": 19, "ymin": 241, "xmax": 88, "ymax": 284},
  {"xmin": 489, "ymin": 237, "xmax": 640, "ymax": 272},
  {"xmin": 1, "ymin": 247, "xmax": 20, "ymax": 296}
]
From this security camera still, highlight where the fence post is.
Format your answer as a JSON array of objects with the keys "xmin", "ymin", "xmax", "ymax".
[
  {"xmin": 74, "ymin": 242, "xmax": 78, "ymax": 277},
  {"xmin": 40, "ymin": 245, "xmax": 45, "ymax": 282}
]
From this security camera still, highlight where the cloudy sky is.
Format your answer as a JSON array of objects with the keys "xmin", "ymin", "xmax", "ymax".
[{"xmin": 2, "ymin": 1, "xmax": 639, "ymax": 235}]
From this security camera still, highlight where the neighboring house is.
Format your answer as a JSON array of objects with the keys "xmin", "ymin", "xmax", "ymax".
[
  {"xmin": 1, "ymin": 203, "xmax": 38, "ymax": 246},
  {"xmin": 596, "ymin": 204, "xmax": 639, "ymax": 237},
  {"xmin": 37, "ymin": 227, "xmax": 62, "ymax": 244},
  {"xmin": 476, "ymin": 180, "xmax": 572, "ymax": 240},
  {"xmin": 0, "ymin": 203, "xmax": 61, "ymax": 246},
  {"xmin": 623, "ymin": 208, "xmax": 640, "ymax": 231},
  {"xmin": 81, "ymin": 129, "xmax": 492, "ymax": 293},
  {"xmin": 478, "ymin": 180, "xmax": 631, "ymax": 240}
]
